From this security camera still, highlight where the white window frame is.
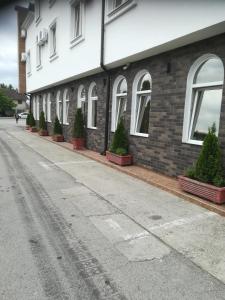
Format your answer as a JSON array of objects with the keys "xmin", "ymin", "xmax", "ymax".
[
  {"xmin": 106, "ymin": 0, "xmax": 137, "ymax": 24},
  {"xmin": 36, "ymin": 96, "xmax": 40, "ymax": 120},
  {"xmin": 49, "ymin": 19, "xmax": 58, "ymax": 61},
  {"xmin": 130, "ymin": 70, "xmax": 151, "ymax": 137},
  {"xmin": 56, "ymin": 90, "xmax": 62, "ymax": 123},
  {"xmin": 47, "ymin": 93, "xmax": 51, "ymax": 122},
  {"xmin": 36, "ymin": 36, "xmax": 42, "ymax": 69},
  {"xmin": 70, "ymin": 0, "xmax": 85, "ymax": 48},
  {"xmin": 77, "ymin": 84, "xmax": 86, "ymax": 113},
  {"xmin": 26, "ymin": 50, "xmax": 31, "ymax": 76},
  {"xmin": 88, "ymin": 82, "xmax": 98, "ymax": 129},
  {"xmin": 42, "ymin": 94, "xmax": 47, "ymax": 118},
  {"xmin": 111, "ymin": 75, "xmax": 127, "ymax": 132},
  {"xmin": 182, "ymin": 54, "xmax": 224, "ymax": 146},
  {"xmin": 35, "ymin": 0, "xmax": 41, "ymax": 25},
  {"xmin": 33, "ymin": 96, "xmax": 36, "ymax": 119},
  {"xmin": 63, "ymin": 89, "xmax": 70, "ymax": 125}
]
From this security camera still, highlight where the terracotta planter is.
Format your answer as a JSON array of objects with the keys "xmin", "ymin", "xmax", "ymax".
[
  {"xmin": 26, "ymin": 125, "xmax": 30, "ymax": 130},
  {"xmin": 72, "ymin": 138, "xmax": 85, "ymax": 150},
  {"xmin": 178, "ymin": 175, "xmax": 225, "ymax": 204},
  {"xmin": 52, "ymin": 135, "xmax": 64, "ymax": 142},
  {"xmin": 30, "ymin": 127, "xmax": 38, "ymax": 132},
  {"xmin": 39, "ymin": 129, "xmax": 48, "ymax": 136},
  {"xmin": 106, "ymin": 151, "xmax": 133, "ymax": 166}
]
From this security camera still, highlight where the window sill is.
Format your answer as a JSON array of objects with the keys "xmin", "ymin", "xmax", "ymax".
[
  {"xmin": 70, "ymin": 36, "xmax": 85, "ymax": 49},
  {"xmin": 182, "ymin": 139, "xmax": 203, "ymax": 146},
  {"xmin": 47, "ymin": 120, "xmax": 51, "ymax": 123},
  {"xmin": 36, "ymin": 65, "xmax": 43, "ymax": 71},
  {"xmin": 27, "ymin": 72, "xmax": 32, "ymax": 77},
  {"xmin": 130, "ymin": 132, "xmax": 149, "ymax": 138},
  {"xmin": 49, "ymin": 54, "xmax": 59, "ymax": 62},
  {"xmin": 63, "ymin": 123, "xmax": 69, "ymax": 126},
  {"xmin": 106, "ymin": 0, "xmax": 137, "ymax": 25},
  {"xmin": 88, "ymin": 126, "xmax": 97, "ymax": 130}
]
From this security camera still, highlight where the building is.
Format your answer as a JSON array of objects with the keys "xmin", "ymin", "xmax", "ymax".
[
  {"xmin": 0, "ymin": 87, "xmax": 27, "ymax": 115},
  {"xmin": 16, "ymin": 0, "xmax": 225, "ymax": 177}
]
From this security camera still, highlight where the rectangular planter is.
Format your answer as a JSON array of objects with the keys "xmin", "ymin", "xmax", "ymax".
[
  {"xmin": 39, "ymin": 130, "xmax": 48, "ymax": 136},
  {"xmin": 178, "ymin": 175, "xmax": 225, "ymax": 204},
  {"xmin": 106, "ymin": 151, "xmax": 133, "ymax": 166},
  {"xmin": 52, "ymin": 135, "xmax": 64, "ymax": 142},
  {"xmin": 72, "ymin": 138, "xmax": 85, "ymax": 150},
  {"xmin": 30, "ymin": 127, "xmax": 38, "ymax": 132}
]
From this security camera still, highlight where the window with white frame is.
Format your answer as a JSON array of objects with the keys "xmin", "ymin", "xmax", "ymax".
[
  {"xmin": 130, "ymin": 70, "xmax": 151, "ymax": 136},
  {"xmin": 56, "ymin": 91, "xmax": 62, "ymax": 123},
  {"xmin": 49, "ymin": 20, "xmax": 57, "ymax": 58},
  {"xmin": 33, "ymin": 96, "xmax": 36, "ymax": 119},
  {"xmin": 106, "ymin": 0, "xmax": 136, "ymax": 21},
  {"xmin": 36, "ymin": 95, "xmax": 40, "ymax": 120},
  {"xmin": 35, "ymin": 0, "xmax": 41, "ymax": 23},
  {"xmin": 42, "ymin": 94, "xmax": 47, "ymax": 118},
  {"xmin": 47, "ymin": 93, "xmax": 51, "ymax": 122},
  {"xmin": 88, "ymin": 82, "xmax": 98, "ymax": 129},
  {"xmin": 26, "ymin": 50, "xmax": 31, "ymax": 75},
  {"xmin": 111, "ymin": 76, "xmax": 127, "ymax": 131},
  {"xmin": 182, "ymin": 54, "xmax": 224, "ymax": 145},
  {"xmin": 49, "ymin": 0, "xmax": 56, "ymax": 8},
  {"xmin": 63, "ymin": 89, "xmax": 70, "ymax": 125},
  {"xmin": 70, "ymin": 0, "xmax": 84, "ymax": 46},
  {"xmin": 77, "ymin": 85, "xmax": 86, "ymax": 115},
  {"xmin": 36, "ymin": 36, "xmax": 41, "ymax": 67}
]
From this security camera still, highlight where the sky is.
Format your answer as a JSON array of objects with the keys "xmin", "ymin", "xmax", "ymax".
[{"xmin": 0, "ymin": 1, "xmax": 27, "ymax": 89}]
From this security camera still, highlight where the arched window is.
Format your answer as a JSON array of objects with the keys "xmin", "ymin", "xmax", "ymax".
[
  {"xmin": 63, "ymin": 89, "xmax": 69, "ymax": 125},
  {"xmin": 47, "ymin": 93, "xmax": 51, "ymax": 122},
  {"xmin": 130, "ymin": 70, "xmax": 151, "ymax": 136},
  {"xmin": 111, "ymin": 76, "xmax": 127, "ymax": 132},
  {"xmin": 56, "ymin": 90, "xmax": 62, "ymax": 123},
  {"xmin": 42, "ymin": 94, "xmax": 47, "ymax": 119},
  {"xmin": 182, "ymin": 54, "xmax": 224, "ymax": 144},
  {"xmin": 33, "ymin": 96, "xmax": 36, "ymax": 119},
  {"xmin": 77, "ymin": 84, "xmax": 86, "ymax": 115},
  {"xmin": 36, "ymin": 95, "xmax": 40, "ymax": 120},
  {"xmin": 88, "ymin": 82, "xmax": 98, "ymax": 129}
]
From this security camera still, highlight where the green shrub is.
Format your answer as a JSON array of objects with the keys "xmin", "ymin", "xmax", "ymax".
[
  {"xmin": 26, "ymin": 113, "xmax": 30, "ymax": 126},
  {"xmin": 115, "ymin": 147, "xmax": 127, "ymax": 156},
  {"xmin": 39, "ymin": 111, "xmax": 47, "ymax": 130},
  {"xmin": 73, "ymin": 108, "xmax": 85, "ymax": 138},
  {"xmin": 110, "ymin": 118, "xmax": 129, "ymax": 155},
  {"xmin": 53, "ymin": 116, "xmax": 62, "ymax": 135},
  {"xmin": 29, "ymin": 113, "xmax": 36, "ymax": 127},
  {"xmin": 186, "ymin": 124, "xmax": 225, "ymax": 187}
]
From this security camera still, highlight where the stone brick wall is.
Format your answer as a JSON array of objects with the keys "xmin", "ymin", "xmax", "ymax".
[{"xmin": 31, "ymin": 33, "xmax": 225, "ymax": 177}]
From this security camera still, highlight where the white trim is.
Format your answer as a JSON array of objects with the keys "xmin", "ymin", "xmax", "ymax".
[
  {"xmin": 130, "ymin": 69, "xmax": 151, "ymax": 136},
  {"xmin": 49, "ymin": 18, "xmax": 57, "ymax": 58},
  {"xmin": 56, "ymin": 90, "xmax": 62, "ymax": 122},
  {"xmin": 42, "ymin": 93, "xmax": 47, "ymax": 117},
  {"xmin": 63, "ymin": 88, "xmax": 70, "ymax": 125},
  {"xmin": 182, "ymin": 53, "xmax": 224, "ymax": 144},
  {"xmin": 47, "ymin": 93, "xmax": 51, "ymax": 122},
  {"xmin": 88, "ymin": 82, "xmax": 98, "ymax": 129},
  {"xmin": 106, "ymin": 0, "xmax": 137, "ymax": 25},
  {"xmin": 77, "ymin": 84, "xmax": 85, "ymax": 108},
  {"xmin": 70, "ymin": 1, "xmax": 85, "ymax": 48}
]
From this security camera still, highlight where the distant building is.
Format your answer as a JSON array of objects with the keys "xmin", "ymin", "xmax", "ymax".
[
  {"xmin": 1, "ymin": 88, "xmax": 27, "ymax": 114},
  {"xmin": 16, "ymin": 0, "xmax": 225, "ymax": 177}
]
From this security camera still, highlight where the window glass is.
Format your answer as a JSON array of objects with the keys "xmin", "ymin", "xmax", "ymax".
[
  {"xmin": 91, "ymin": 85, "xmax": 97, "ymax": 98},
  {"xmin": 92, "ymin": 99, "xmax": 97, "ymax": 127},
  {"xmin": 136, "ymin": 95, "xmax": 150, "ymax": 134},
  {"xmin": 117, "ymin": 78, "xmax": 127, "ymax": 94},
  {"xmin": 194, "ymin": 58, "xmax": 224, "ymax": 84},
  {"xmin": 138, "ymin": 73, "xmax": 151, "ymax": 91},
  {"xmin": 74, "ymin": 3, "xmax": 81, "ymax": 38}
]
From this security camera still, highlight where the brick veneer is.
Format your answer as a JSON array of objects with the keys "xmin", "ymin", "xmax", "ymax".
[{"xmin": 31, "ymin": 33, "xmax": 225, "ymax": 177}]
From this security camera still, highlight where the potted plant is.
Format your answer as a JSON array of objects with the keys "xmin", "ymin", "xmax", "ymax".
[
  {"xmin": 178, "ymin": 124, "xmax": 225, "ymax": 204},
  {"xmin": 106, "ymin": 118, "xmax": 132, "ymax": 166},
  {"xmin": 52, "ymin": 116, "xmax": 64, "ymax": 142},
  {"xmin": 29, "ymin": 112, "xmax": 38, "ymax": 132},
  {"xmin": 72, "ymin": 108, "xmax": 85, "ymax": 150},
  {"xmin": 39, "ymin": 111, "xmax": 48, "ymax": 136},
  {"xmin": 26, "ymin": 113, "xmax": 30, "ymax": 130}
]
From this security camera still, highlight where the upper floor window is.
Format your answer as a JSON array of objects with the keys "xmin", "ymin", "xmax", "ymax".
[
  {"xmin": 36, "ymin": 36, "xmax": 41, "ymax": 68},
  {"xmin": 49, "ymin": 20, "xmax": 57, "ymax": 59},
  {"xmin": 77, "ymin": 84, "xmax": 86, "ymax": 115},
  {"xmin": 111, "ymin": 76, "xmax": 127, "ymax": 132},
  {"xmin": 26, "ymin": 50, "xmax": 31, "ymax": 75},
  {"xmin": 35, "ymin": 0, "xmax": 41, "ymax": 24},
  {"xmin": 113, "ymin": 0, "xmax": 128, "ymax": 9},
  {"xmin": 49, "ymin": 0, "xmax": 56, "ymax": 8},
  {"xmin": 106, "ymin": 0, "xmax": 137, "ymax": 23},
  {"xmin": 88, "ymin": 82, "xmax": 98, "ymax": 129},
  {"xmin": 182, "ymin": 54, "xmax": 224, "ymax": 145},
  {"xmin": 130, "ymin": 70, "xmax": 151, "ymax": 137},
  {"xmin": 70, "ymin": 0, "xmax": 85, "ymax": 47},
  {"xmin": 63, "ymin": 89, "xmax": 70, "ymax": 125}
]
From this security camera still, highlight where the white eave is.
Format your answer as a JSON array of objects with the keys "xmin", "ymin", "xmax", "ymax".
[{"xmin": 21, "ymin": 11, "xmax": 34, "ymax": 30}]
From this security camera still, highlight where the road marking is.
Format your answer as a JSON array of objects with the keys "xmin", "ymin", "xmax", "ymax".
[{"xmin": 149, "ymin": 211, "xmax": 217, "ymax": 231}]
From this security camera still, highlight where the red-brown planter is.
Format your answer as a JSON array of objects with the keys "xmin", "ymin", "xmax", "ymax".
[
  {"xmin": 39, "ymin": 129, "xmax": 48, "ymax": 136},
  {"xmin": 106, "ymin": 151, "xmax": 133, "ymax": 166},
  {"xmin": 30, "ymin": 127, "xmax": 38, "ymax": 132},
  {"xmin": 52, "ymin": 135, "xmax": 64, "ymax": 142},
  {"xmin": 178, "ymin": 175, "xmax": 225, "ymax": 204},
  {"xmin": 26, "ymin": 125, "xmax": 30, "ymax": 130},
  {"xmin": 72, "ymin": 138, "xmax": 85, "ymax": 150}
]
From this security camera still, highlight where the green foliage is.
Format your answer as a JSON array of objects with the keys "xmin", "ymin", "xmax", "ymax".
[
  {"xmin": 110, "ymin": 118, "xmax": 129, "ymax": 155},
  {"xmin": 39, "ymin": 111, "xmax": 47, "ymax": 130},
  {"xmin": 115, "ymin": 148, "xmax": 127, "ymax": 156},
  {"xmin": 26, "ymin": 113, "xmax": 30, "ymax": 126},
  {"xmin": 186, "ymin": 124, "xmax": 225, "ymax": 187},
  {"xmin": 73, "ymin": 108, "xmax": 85, "ymax": 138},
  {"xmin": 0, "ymin": 89, "xmax": 16, "ymax": 115},
  {"xmin": 53, "ymin": 116, "xmax": 62, "ymax": 135},
  {"xmin": 29, "ymin": 113, "xmax": 36, "ymax": 127}
]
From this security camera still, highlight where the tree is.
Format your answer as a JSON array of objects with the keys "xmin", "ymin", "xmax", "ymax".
[
  {"xmin": 110, "ymin": 118, "xmax": 129, "ymax": 155},
  {"xmin": 39, "ymin": 111, "xmax": 47, "ymax": 130},
  {"xmin": 29, "ymin": 113, "xmax": 36, "ymax": 128},
  {"xmin": 0, "ymin": 89, "xmax": 16, "ymax": 116},
  {"xmin": 53, "ymin": 116, "xmax": 62, "ymax": 135},
  {"xmin": 73, "ymin": 108, "xmax": 85, "ymax": 138}
]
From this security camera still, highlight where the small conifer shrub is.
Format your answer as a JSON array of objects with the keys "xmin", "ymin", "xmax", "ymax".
[
  {"xmin": 110, "ymin": 118, "xmax": 129, "ymax": 156},
  {"xmin": 29, "ymin": 112, "xmax": 36, "ymax": 128},
  {"xmin": 73, "ymin": 108, "xmax": 85, "ymax": 138},
  {"xmin": 39, "ymin": 111, "xmax": 47, "ymax": 130},
  {"xmin": 53, "ymin": 116, "xmax": 62, "ymax": 135},
  {"xmin": 186, "ymin": 124, "xmax": 225, "ymax": 187},
  {"xmin": 26, "ymin": 113, "xmax": 30, "ymax": 126}
]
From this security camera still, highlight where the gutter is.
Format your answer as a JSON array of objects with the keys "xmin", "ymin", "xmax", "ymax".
[{"xmin": 100, "ymin": 0, "xmax": 110, "ymax": 155}]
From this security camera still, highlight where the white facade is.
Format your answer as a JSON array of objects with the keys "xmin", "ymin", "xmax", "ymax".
[{"xmin": 22, "ymin": 0, "xmax": 225, "ymax": 93}]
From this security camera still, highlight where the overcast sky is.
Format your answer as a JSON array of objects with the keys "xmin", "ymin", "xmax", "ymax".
[{"xmin": 0, "ymin": 1, "xmax": 27, "ymax": 89}]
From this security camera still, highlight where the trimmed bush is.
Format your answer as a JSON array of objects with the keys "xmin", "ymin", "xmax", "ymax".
[
  {"xmin": 26, "ymin": 113, "xmax": 30, "ymax": 126},
  {"xmin": 73, "ymin": 108, "xmax": 85, "ymax": 138},
  {"xmin": 29, "ymin": 113, "xmax": 36, "ymax": 127},
  {"xmin": 39, "ymin": 111, "xmax": 47, "ymax": 130},
  {"xmin": 53, "ymin": 116, "xmax": 62, "ymax": 135},
  {"xmin": 186, "ymin": 124, "xmax": 225, "ymax": 187},
  {"xmin": 110, "ymin": 118, "xmax": 129, "ymax": 155}
]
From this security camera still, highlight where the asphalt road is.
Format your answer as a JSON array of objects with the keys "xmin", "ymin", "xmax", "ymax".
[{"xmin": 1, "ymin": 118, "xmax": 225, "ymax": 300}]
